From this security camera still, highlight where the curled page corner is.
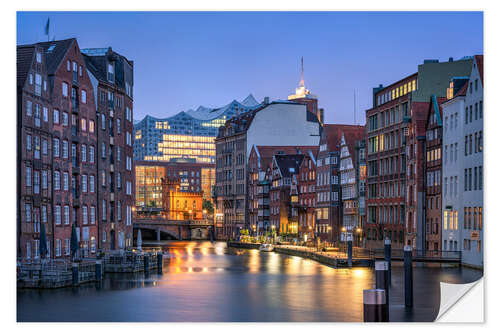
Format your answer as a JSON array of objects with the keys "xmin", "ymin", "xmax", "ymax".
[{"xmin": 436, "ymin": 278, "xmax": 484, "ymax": 322}]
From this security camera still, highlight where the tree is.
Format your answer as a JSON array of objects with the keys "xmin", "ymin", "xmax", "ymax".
[{"xmin": 203, "ymin": 199, "xmax": 214, "ymax": 215}]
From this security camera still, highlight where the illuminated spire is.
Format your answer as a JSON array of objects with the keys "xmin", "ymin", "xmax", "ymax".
[
  {"xmin": 299, "ymin": 56, "xmax": 305, "ymax": 88},
  {"xmin": 288, "ymin": 56, "xmax": 316, "ymax": 100}
]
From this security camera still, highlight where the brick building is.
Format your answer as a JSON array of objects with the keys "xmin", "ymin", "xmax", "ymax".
[
  {"xmin": 339, "ymin": 130, "xmax": 365, "ymax": 241},
  {"xmin": 247, "ymin": 145, "xmax": 317, "ymax": 236},
  {"xmin": 17, "ymin": 38, "xmax": 99, "ymax": 259},
  {"xmin": 424, "ymin": 95, "xmax": 447, "ymax": 251},
  {"xmin": 315, "ymin": 124, "xmax": 364, "ymax": 243},
  {"xmin": 365, "ymin": 57, "xmax": 474, "ymax": 250},
  {"xmin": 296, "ymin": 150, "xmax": 318, "ymax": 242},
  {"xmin": 215, "ymin": 101, "xmax": 321, "ymax": 239},
  {"xmin": 269, "ymin": 154, "xmax": 305, "ymax": 237},
  {"xmin": 83, "ymin": 47, "xmax": 134, "ymax": 251}
]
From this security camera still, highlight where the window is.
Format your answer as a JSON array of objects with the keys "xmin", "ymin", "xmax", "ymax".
[
  {"xmin": 64, "ymin": 205, "xmax": 70, "ymax": 225},
  {"xmin": 126, "ymin": 181, "xmax": 132, "ymax": 195},
  {"xmin": 26, "ymin": 134, "xmax": 32, "ymax": 151},
  {"xmin": 63, "ymin": 172, "xmax": 69, "ymax": 191},
  {"xmin": 89, "ymin": 175, "xmax": 95, "ymax": 193},
  {"xmin": 117, "ymin": 119, "xmax": 121, "ymax": 134},
  {"xmin": 34, "ymin": 136, "xmax": 40, "ymax": 159},
  {"xmin": 34, "ymin": 104, "xmax": 41, "ymax": 127},
  {"xmin": 54, "ymin": 171, "xmax": 60, "ymax": 190},
  {"xmin": 126, "ymin": 107, "xmax": 132, "ymax": 122},
  {"xmin": 101, "ymin": 114, "xmax": 106, "ymax": 130},
  {"xmin": 126, "ymin": 156, "xmax": 132, "ymax": 171},
  {"xmin": 107, "ymin": 63, "xmax": 114, "ymax": 82},
  {"xmin": 25, "ymin": 166, "xmax": 32, "ymax": 187},
  {"xmin": 42, "ymin": 170, "xmax": 48, "ymax": 189},
  {"xmin": 62, "ymin": 112, "xmax": 69, "ymax": 126},
  {"xmin": 81, "ymin": 90, "xmax": 87, "ymax": 104},
  {"xmin": 43, "ymin": 107, "xmax": 48, "ymax": 122},
  {"xmin": 82, "ymin": 206, "xmax": 88, "ymax": 225},
  {"xmin": 89, "ymin": 120, "xmax": 94, "ymax": 133},
  {"xmin": 81, "ymin": 118, "xmax": 87, "ymax": 132},
  {"xmin": 90, "ymin": 206, "xmax": 96, "ymax": 224},
  {"xmin": 67, "ymin": 60, "xmax": 71, "ymax": 71},
  {"xmin": 62, "ymin": 140, "xmax": 68, "ymax": 158},
  {"xmin": 42, "ymin": 139, "xmax": 48, "ymax": 155},
  {"xmin": 65, "ymin": 239, "xmax": 70, "ymax": 256},
  {"xmin": 54, "ymin": 205, "xmax": 61, "ymax": 225},
  {"xmin": 56, "ymin": 239, "xmax": 62, "ymax": 257},
  {"xmin": 89, "ymin": 146, "xmax": 95, "ymax": 163},
  {"xmin": 102, "ymin": 200, "xmax": 107, "ymax": 220},
  {"xmin": 62, "ymin": 82, "xmax": 68, "ymax": 97},
  {"xmin": 82, "ymin": 174, "xmax": 87, "ymax": 192},
  {"xmin": 79, "ymin": 65, "xmax": 83, "ymax": 77},
  {"xmin": 53, "ymin": 109, "xmax": 60, "ymax": 124},
  {"xmin": 81, "ymin": 144, "xmax": 87, "ymax": 162}
]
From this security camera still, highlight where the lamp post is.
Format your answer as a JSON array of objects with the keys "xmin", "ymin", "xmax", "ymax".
[
  {"xmin": 356, "ymin": 227, "xmax": 362, "ymax": 247},
  {"xmin": 327, "ymin": 226, "xmax": 332, "ymax": 248}
]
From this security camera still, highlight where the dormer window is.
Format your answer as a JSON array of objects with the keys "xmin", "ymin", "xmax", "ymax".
[{"xmin": 107, "ymin": 63, "xmax": 114, "ymax": 82}]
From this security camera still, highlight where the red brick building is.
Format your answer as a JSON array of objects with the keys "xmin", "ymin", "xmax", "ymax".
[
  {"xmin": 424, "ymin": 95, "xmax": 447, "ymax": 251},
  {"xmin": 17, "ymin": 38, "xmax": 99, "ymax": 259},
  {"xmin": 296, "ymin": 150, "xmax": 318, "ymax": 242},
  {"xmin": 83, "ymin": 47, "xmax": 135, "ymax": 251},
  {"xmin": 247, "ymin": 145, "xmax": 317, "ymax": 236},
  {"xmin": 365, "ymin": 58, "xmax": 474, "ymax": 250},
  {"xmin": 316, "ymin": 124, "xmax": 364, "ymax": 243}
]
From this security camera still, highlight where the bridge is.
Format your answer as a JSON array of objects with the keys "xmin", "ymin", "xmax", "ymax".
[{"xmin": 133, "ymin": 217, "xmax": 215, "ymax": 241}]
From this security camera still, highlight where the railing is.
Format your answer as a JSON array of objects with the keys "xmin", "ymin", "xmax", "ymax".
[{"xmin": 363, "ymin": 248, "xmax": 461, "ymax": 261}]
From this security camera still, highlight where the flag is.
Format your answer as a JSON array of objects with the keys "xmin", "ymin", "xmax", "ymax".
[{"xmin": 45, "ymin": 18, "xmax": 50, "ymax": 36}]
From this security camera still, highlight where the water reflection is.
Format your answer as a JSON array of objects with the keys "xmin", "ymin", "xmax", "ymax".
[{"xmin": 17, "ymin": 241, "xmax": 482, "ymax": 322}]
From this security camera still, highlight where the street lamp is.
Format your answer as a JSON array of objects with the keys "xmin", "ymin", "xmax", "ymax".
[{"xmin": 356, "ymin": 227, "xmax": 362, "ymax": 247}]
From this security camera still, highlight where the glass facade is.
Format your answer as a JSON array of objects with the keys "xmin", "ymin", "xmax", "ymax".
[
  {"xmin": 133, "ymin": 95, "xmax": 261, "ymax": 162},
  {"xmin": 135, "ymin": 166, "xmax": 165, "ymax": 209}
]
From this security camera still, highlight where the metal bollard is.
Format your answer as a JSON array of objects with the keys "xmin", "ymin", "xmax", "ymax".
[
  {"xmin": 347, "ymin": 239, "xmax": 353, "ymax": 268},
  {"xmin": 375, "ymin": 260, "xmax": 389, "ymax": 313},
  {"xmin": 72, "ymin": 262, "xmax": 79, "ymax": 286},
  {"xmin": 95, "ymin": 260, "xmax": 103, "ymax": 281},
  {"xmin": 144, "ymin": 253, "xmax": 150, "ymax": 273},
  {"xmin": 384, "ymin": 238, "xmax": 392, "ymax": 284},
  {"xmin": 404, "ymin": 245, "xmax": 413, "ymax": 308},
  {"xmin": 363, "ymin": 289, "xmax": 389, "ymax": 322},
  {"xmin": 157, "ymin": 252, "xmax": 163, "ymax": 274}
]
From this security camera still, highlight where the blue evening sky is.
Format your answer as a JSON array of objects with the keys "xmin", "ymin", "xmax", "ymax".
[{"xmin": 17, "ymin": 11, "xmax": 483, "ymax": 124}]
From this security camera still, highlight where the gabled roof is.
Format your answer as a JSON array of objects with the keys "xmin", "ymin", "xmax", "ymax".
[
  {"xmin": 273, "ymin": 154, "xmax": 305, "ymax": 179},
  {"xmin": 426, "ymin": 95, "xmax": 446, "ymax": 128},
  {"xmin": 475, "ymin": 55, "xmax": 483, "ymax": 85},
  {"xmin": 36, "ymin": 38, "xmax": 75, "ymax": 75},
  {"xmin": 252, "ymin": 145, "xmax": 318, "ymax": 171},
  {"xmin": 322, "ymin": 124, "xmax": 365, "ymax": 152},
  {"xmin": 17, "ymin": 45, "xmax": 35, "ymax": 87}
]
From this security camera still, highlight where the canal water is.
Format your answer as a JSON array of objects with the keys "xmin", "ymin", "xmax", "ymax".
[{"xmin": 17, "ymin": 241, "xmax": 482, "ymax": 322}]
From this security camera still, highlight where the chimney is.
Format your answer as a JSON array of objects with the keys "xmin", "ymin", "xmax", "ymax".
[
  {"xmin": 263, "ymin": 97, "xmax": 270, "ymax": 105},
  {"xmin": 449, "ymin": 57, "xmax": 454, "ymax": 62}
]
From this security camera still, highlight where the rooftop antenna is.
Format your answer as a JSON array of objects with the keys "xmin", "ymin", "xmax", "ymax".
[
  {"xmin": 354, "ymin": 89, "xmax": 357, "ymax": 125},
  {"xmin": 44, "ymin": 18, "xmax": 50, "ymax": 42},
  {"xmin": 299, "ymin": 56, "xmax": 305, "ymax": 87}
]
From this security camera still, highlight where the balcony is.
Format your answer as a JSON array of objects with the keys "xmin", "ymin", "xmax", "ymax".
[
  {"xmin": 71, "ymin": 98, "xmax": 79, "ymax": 113},
  {"xmin": 71, "ymin": 126, "xmax": 80, "ymax": 143},
  {"xmin": 72, "ymin": 72, "xmax": 78, "ymax": 86},
  {"xmin": 72, "ymin": 157, "xmax": 80, "ymax": 174}
]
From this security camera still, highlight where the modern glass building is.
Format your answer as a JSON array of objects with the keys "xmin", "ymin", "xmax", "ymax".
[{"xmin": 133, "ymin": 94, "xmax": 262, "ymax": 163}]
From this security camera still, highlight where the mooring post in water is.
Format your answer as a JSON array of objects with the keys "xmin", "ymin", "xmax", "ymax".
[
  {"xmin": 347, "ymin": 239, "xmax": 353, "ymax": 267},
  {"xmin": 363, "ymin": 289, "xmax": 389, "ymax": 322},
  {"xmin": 404, "ymin": 245, "xmax": 414, "ymax": 308},
  {"xmin": 144, "ymin": 253, "xmax": 150, "ymax": 273},
  {"xmin": 95, "ymin": 260, "xmax": 102, "ymax": 281},
  {"xmin": 157, "ymin": 252, "xmax": 163, "ymax": 274},
  {"xmin": 384, "ymin": 238, "xmax": 391, "ymax": 284},
  {"xmin": 72, "ymin": 262, "xmax": 79, "ymax": 286},
  {"xmin": 375, "ymin": 260, "xmax": 389, "ymax": 315}
]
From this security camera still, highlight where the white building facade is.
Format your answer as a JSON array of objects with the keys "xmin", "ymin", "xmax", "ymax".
[
  {"xmin": 442, "ymin": 55, "xmax": 483, "ymax": 269},
  {"xmin": 461, "ymin": 56, "xmax": 483, "ymax": 268}
]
